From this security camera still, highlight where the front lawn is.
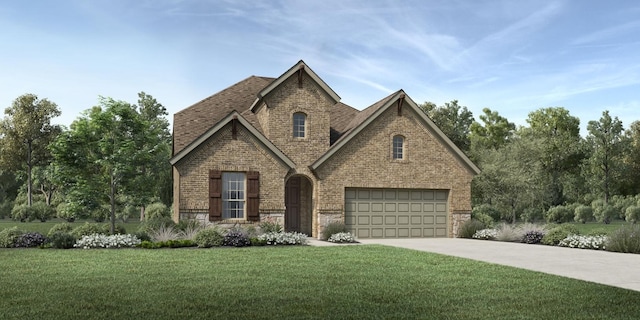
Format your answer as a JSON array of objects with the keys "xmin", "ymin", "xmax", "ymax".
[{"xmin": 1, "ymin": 246, "xmax": 639, "ymax": 319}]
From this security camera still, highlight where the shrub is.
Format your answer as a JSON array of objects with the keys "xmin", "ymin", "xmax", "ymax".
[
  {"xmin": 545, "ymin": 205, "xmax": 573, "ymax": 224},
  {"xmin": 257, "ymin": 232, "xmax": 308, "ymax": 245},
  {"xmin": 472, "ymin": 204, "xmax": 501, "ymax": 222},
  {"xmin": 100, "ymin": 223, "xmax": 127, "ymax": 235},
  {"xmin": 48, "ymin": 223, "xmax": 74, "ymax": 237},
  {"xmin": 574, "ymin": 205, "xmax": 594, "ymax": 224},
  {"xmin": 250, "ymin": 237, "xmax": 267, "ymax": 246},
  {"xmin": 70, "ymin": 222, "xmax": 104, "ymax": 239},
  {"xmin": 471, "ymin": 212, "xmax": 494, "ymax": 228},
  {"xmin": 321, "ymin": 221, "xmax": 347, "ymax": 241},
  {"xmin": 145, "ymin": 203, "xmax": 169, "ymax": 221},
  {"xmin": 606, "ymin": 225, "xmax": 640, "ymax": 254},
  {"xmin": 223, "ymin": 229, "xmax": 251, "ymax": 247},
  {"xmin": 0, "ymin": 226, "xmax": 23, "ymax": 248},
  {"xmin": 541, "ymin": 224, "xmax": 580, "ymax": 246},
  {"xmin": 495, "ymin": 223, "xmax": 523, "ymax": 242},
  {"xmin": 457, "ymin": 219, "xmax": 485, "ymax": 238},
  {"xmin": 472, "ymin": 229, "xmax": 497, "ymax": 240},
  {"xmin": 592, "ymin": 200, "xmax": 619, "ymax": 224},
  {"xmin": 194, "ymin": 227, "xmax": 224, "ymax": 248},
  {"xmin": 328, "ymin": 232, "xmax": 357, "ymax": 243},
  {"xmin": 118, "ymin": 205, "xmax": 139, "ymax": 223},
  {"xmin": 15, "ymin": 232, "xmax": 47, "ymax": 248},
  {"xmin": 259, "ymin": 218, "xmax": 283, "ymax": 234},
  {"xmin": 522, "ymin": 231, "xmax": 545, "ymax": 244},
  {"xmin": 625, "ymin": 205, "xmax": 640, "ymax": 224},
  {"xmin": 138, "ymin": 216, "xmax": 176, "ymax": 233},
  {"xmin": 75, "ymin": 234, "xmax": 141, "ymax": 249},
  {"xmin": 56, "ymin": 202, "xmax": 77, "ymax": 222},
  {"xmin": 91, "ymin": 206, "xmax": 109, "ymax": 222},
  {"xmin": 31, "ymin": 202, "xmax": 56, "ymax": 222},
  {"xmin": 558, "ymin": 234, "xmax": 607, "ymax": 250},
  {"xmin": 48, "ymin": 232, "xmax": 76, "ymax": 249},
  {"xmin": 138, "ymin": 239, "xmax": 196, "ymax": 249},
  {"xmin": 133, "ymin": 231, "xmax": 151, "ymax": 242},
  {"xmin": 11, "ymin": 204, "xmax": 34, "ymax": 222}
]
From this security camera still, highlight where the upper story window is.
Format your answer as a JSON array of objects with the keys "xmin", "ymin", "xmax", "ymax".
[
  {"xmin": 392, "ymin": 135, "xmax": 404, "ymax": 160},
  {"xmin": 293, "ymin": 112, "xmax": 306, "ymax": 138},
  {"xmin": 222, "ymin": 172, "xmax": 245, "ymax": 219}
]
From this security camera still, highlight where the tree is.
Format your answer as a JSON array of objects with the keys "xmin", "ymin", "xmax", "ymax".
[
  {"xmin": 621, "ymin": 121, "xmax": 640, "ymax": 195},
  {"xmin": 0, "ymin": 94, "xmax": 61, "ymax": 206},
  {"xmin": 52, "ymin": 97, "xmax": 145, "ymax": 234},
  {"xmin": 130, "ymin": 92, "xmax": 172, "ymax": 220},
  {"xmin": 521, "ymin": 107, "xmax": 584, "ymax": 206},
  {"xmin": 469, "ymin": 108, "xmax": 515, "ymax": 155},
  {"xmin": 584, "ymin": 111, "xmax": 625, "ymax": 204},
  {"xmin": 420, "ymin": 100, "xmax": 473, "ymax": 153}
]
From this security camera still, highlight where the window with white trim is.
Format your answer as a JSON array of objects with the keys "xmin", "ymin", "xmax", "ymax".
[
  {"xmin": 293, "ymin": 113, "xmax": 306, "ymax": 138},
  {"xmin": 393, "ymin": 135, "xmax": 404, "ymax": 160},
  {"xmin": 222, "ymin": 172, "xmax": 245, "ymax": 219}
]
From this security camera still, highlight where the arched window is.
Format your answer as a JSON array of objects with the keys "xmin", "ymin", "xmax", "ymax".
[
  {"xmin": 392, "ymin": 135, "xmax": 404, "ymax": 160},
  {"xmin": 293, "ymin": 113, "xmax": 306, "ymax": 138}
]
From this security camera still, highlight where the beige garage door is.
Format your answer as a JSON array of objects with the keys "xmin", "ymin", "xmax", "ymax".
[{"xmin": 345, "ymin": 188, "xmax": 449, "ymax": 238}]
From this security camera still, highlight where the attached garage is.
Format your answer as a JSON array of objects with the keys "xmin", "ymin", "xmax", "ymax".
[{"xmin": 345, "ymin": 188, "xmax": 449, "ymax": 238}]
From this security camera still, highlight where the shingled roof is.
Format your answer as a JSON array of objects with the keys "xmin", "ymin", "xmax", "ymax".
[{"xmin": 173, "ymin": 76, "xmax": 274, "ymax": 154}]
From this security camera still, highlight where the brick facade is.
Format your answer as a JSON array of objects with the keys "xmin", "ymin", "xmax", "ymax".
[{"xmin": 171, "ymin": 60, "xmax": 478, "ymax": 238}]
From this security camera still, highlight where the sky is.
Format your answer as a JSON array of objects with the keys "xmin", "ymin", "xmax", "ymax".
[{"xmin": 1, "ymin": 0, "xmax": 639, "ymax": 134}]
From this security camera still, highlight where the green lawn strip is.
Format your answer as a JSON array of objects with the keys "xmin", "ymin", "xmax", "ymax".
[
  {"xmin": 1, "ymin": 245, "xmax": 639, "ymax": 320},
  {"xmin": 570, "ymin": 220, "xmax": 626, "ymax": 234},
  {"xmin": 0, "ymin": 218, "xmax": 141, "ymax": 234}
]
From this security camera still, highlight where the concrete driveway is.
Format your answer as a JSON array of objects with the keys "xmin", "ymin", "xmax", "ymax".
[{"xmin": 353, "ymin": 238, "xmax": 640, "ymax": 292}]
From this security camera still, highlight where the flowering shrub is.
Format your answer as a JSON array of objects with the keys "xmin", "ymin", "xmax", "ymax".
[
  {"xmin": 15, "ymin": 232, "xmax": 47, "ymax": 248},
  {"xmin": 257, "ymin": 232, "xmax": 308, "ymax": 245},
  {"xmin": 328, "ymin": 232, "xmax": 357, "ymax": 243},
  {"xmin": 521, "ymin": 230, "xmax": 545, "ymax": 244},
  {"xmin": 558, "ymin": 235, "xmax": 607, "ymax": 250},
  {"xmin": 223, "ymin": 229, "xmax": 251, "ymax": 247},
  {"xmin": 74, "ymin": 234, "xmax": 141, "ymax": 249},
  {"xmin": 472, "ymin": 229, "xmax": 497, "ymax": 240}
]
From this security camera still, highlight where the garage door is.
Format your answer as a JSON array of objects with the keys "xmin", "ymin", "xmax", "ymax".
[{"xmin": 345, "ymin": 188, "xmax": 448, "ymax": 238}]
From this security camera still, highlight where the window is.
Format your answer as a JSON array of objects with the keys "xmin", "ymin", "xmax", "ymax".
[
  {"xmin": 222, "ymin": 172, "xmax": 245, "ymax": 219},
  {"xmin": 393, "ymin": 135, "xmax": 404, "ymax": 160},
  {"xmin": 293, "ymin": 113, "xmax": 306, "ymax": 138}
]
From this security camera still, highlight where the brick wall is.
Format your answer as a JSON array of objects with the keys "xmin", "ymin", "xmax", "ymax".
[{"xmin": 314, "ymin": 105, "xmax": 475, "ymax": 237}]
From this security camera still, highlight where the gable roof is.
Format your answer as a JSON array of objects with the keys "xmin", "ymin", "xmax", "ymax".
[
  {"xmin": 173, "ymin": 76, "xmax": 274, "ymax": 155},
  {"xmin": 310, "ymin": 90, "xmax": 481, "ymax": 175},
  {"xmin": 170, "ymin": 111, "xmax": 295, "ymax": 169},
  {"xmin": 249, "ymin": 60, "xmax": 340, "ymax": 112}
]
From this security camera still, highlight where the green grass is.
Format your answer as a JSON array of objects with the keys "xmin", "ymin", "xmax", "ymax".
[
  {"xmin": 0, "ymin": 218, "xmax": 141, "ymax": 234},
  {"xmin": 1, "ymin": 246, "xmax": 639, "ymax": 319},
  {"xmin": 569, "ymin": 220, "xmax": 627, "ymax": 235}
]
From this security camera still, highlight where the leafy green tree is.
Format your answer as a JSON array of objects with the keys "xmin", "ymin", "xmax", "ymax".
[
  {"xmin": 521, "ymin": 107, "xmax": 584, "ymax": 206},
  {"xmin": 584, "ymin": 111, "xmax": 625, "ymax": 204},
  {"xmin": 52, "ymin": 97, "xmax": 146, "ymax": 234},
  {"xmin": 469, "ymin": 108, "xmax": 516, "ymax": 162},
  {"xmin": 621, "ymin": 121, "xmax": 640, "ymax": 195},
  {"xmin": 420, "ymin": 100, "xmax": 473, "ymax": 153},
  {"xmin": 0, "ymin": 94, "xmax": 61, "ymax": 206}
]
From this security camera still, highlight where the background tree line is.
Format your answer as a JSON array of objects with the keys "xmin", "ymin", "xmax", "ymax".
[
  {"xmin": 1, "ymin": 92, "xmax": 638, "ymax": 231},
  {"xmin": 421, "ymin": 101, "xmax": 640, "ymax": 224},
  {"xmin": 0, "ymin": 93, "xmax": 172, "ymax": 233}
]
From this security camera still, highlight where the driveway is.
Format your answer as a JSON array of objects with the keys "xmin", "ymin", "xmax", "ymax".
[{"xmin": 353, "ymin": 238, "xmax": 640, "ymax": 292}]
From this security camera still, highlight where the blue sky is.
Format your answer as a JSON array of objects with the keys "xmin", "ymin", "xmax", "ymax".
[{"xmin": 1, "ymin": 0, "xmax": 639, "ymax": 134}]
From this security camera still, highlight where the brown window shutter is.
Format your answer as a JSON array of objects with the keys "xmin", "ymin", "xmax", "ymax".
[
  {"xmin": 209, "ymin": 170, "xmax": 222, "ymax": 221},
  {"xmin": 246, "ymin": 171, "xmax": 260, "ymax": 221}
]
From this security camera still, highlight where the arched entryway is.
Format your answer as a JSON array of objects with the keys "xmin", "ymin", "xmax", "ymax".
[{"xmin": 285, "ymin": 175, "xmax": 313, "ymax": 235}]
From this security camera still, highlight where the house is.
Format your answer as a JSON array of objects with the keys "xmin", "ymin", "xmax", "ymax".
[{"xmin": 170, "ymin": 60, "xmax": 480, "ymax": 238}]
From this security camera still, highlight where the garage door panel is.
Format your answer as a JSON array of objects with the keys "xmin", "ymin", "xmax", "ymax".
[
  {"xmin": 371, "ymin": 216, "xmax": 384, "ymax": 225},
  {"xmin": 345, "ymin": 188, "xmax": 448, "ymax": 239}
]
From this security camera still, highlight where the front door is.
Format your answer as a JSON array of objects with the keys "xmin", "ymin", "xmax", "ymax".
[{"xmin": 285, "ymin": 177, "xmax": 301, "ymax": 232}]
